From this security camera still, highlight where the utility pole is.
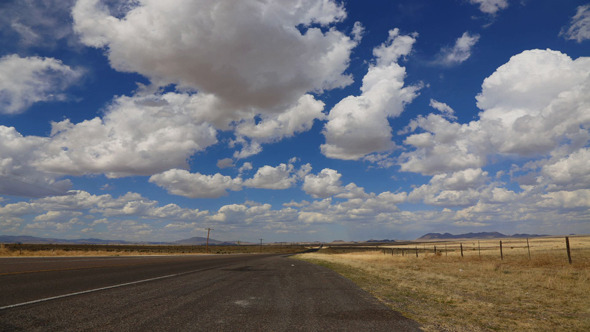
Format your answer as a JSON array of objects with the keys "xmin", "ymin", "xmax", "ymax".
[
  {"xmin": 259, "ymin": 238, "xmax": 263, "ymax": 253},
  {"xmin": 206, "ymin": 228, "xmax": 213, "ymax": 253}
]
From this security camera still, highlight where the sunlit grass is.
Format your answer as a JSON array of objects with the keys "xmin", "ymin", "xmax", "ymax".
[{"xmin": 297, "ymin": 236, "xmax": 590, "ymax": 331}]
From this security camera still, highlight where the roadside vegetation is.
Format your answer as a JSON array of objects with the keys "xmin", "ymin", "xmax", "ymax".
[
  {"xmin": 297, "ymin": 236, "xmax": 590, "ymax": 331},
  {"xmin": 0, "ymin": 243, "xmax": 308, "ymax": 256}
]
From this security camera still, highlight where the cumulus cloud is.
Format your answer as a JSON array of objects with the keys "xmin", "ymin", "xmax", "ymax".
[
  {"xmin": 321, "ymin": 29, "xmax": 421, "ymax": 160},
  {"xmin": 243, "ymin": 163, "xmax": 297, "ymax": 190},
  {"xmin": 560, "ymin": 5, "xmax": 590, "ymax": 43},
  {"xmin": 302, "ymin": 168, "xmax": 344, "ymax": 198},
  {"xmin": 72, "ymin": 0, "xmax": 356, "ymax": 113},
  {"xmin": 233, "ymin": 94, "xmax": 325, "ymax": 156},
  {"xmin": 0, "ymin": 126, "xmax": 71, "ymax": 197},
  {"xmin": 540, "ymin": 148, "xmax": 590, "ymax": 192},
  {"xmin": 37, "ymin": 92, "xmax": 218, "ymax": 178},
  {"xmin": 469, "ymin": 0, "xmax": 508, "ymax": 15},
  {"xmin": 408, "ymin": 168, "xmax": 493, "ymax": 206},
  {"xmin": 435, "ymin": 32, "xmax": 479, "ymax": 66},
  {"xmin": 0, "ymin": 55, "xmax": 83, "ymax": 114},
  {"xmin": 149, "ymin": 169, "xmax": 242, "ymax": 198},
  {"xmin": 400, "ymin": 49, "xmax": 590, "ymax": 175}
]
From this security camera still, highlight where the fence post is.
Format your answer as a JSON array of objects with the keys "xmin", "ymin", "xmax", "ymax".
[
  {"xmin": 415, "ymin": 246, "xmax": 418, "ymax": 257},
  {"xmin": 445, "ymin": 244, "xmax": 447, "ymax": 256},
  {"xmin": 460, "ymin": 243, "xmax": 463, "ymax": 257},
  {"xmin": 500, "ymin": 240, "xmax": 503, "ymax": 260},
  {"xmin": 526, "ymin": 238, "xmax": 531, "ymax": 260},
  {"xmin": 434, "ymin": 245, "xmax": 437, "ymax": 255},
  {"xmin": 565, "ymin": 236, "xmax": 572, "ymax": 264},
  {"xmin": 478, "ymin": 241, "xmax": 481, "ymax": 258}
]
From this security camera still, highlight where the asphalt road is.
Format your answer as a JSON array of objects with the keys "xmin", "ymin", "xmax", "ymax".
[{"xmin": 0, "ymin": 254, "xmax": 420, "ymax": 331}]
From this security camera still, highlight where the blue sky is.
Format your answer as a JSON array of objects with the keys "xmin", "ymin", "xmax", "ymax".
[{"xmin": 0, "ymin": 0, "xmax": 589, "ymax": 243}]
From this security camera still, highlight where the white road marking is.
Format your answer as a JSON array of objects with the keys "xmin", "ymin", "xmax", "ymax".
[
  {"xmin": 0, "ymin": 274, "xmax": 178, "ymax": 310},
  {"xmin": 0, "ymin": 264, "xmax": 228, "ymax": 310}
]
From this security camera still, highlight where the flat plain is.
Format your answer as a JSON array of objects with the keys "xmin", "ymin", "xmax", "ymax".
[{"xmin": 297, "ymin": 235, "xmax": 590, "ymax": 331}]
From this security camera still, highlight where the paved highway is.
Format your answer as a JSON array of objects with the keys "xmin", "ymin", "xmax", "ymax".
[{"xmin": 0, "ymin": 254, "xmax": 420, "ymax": 331}]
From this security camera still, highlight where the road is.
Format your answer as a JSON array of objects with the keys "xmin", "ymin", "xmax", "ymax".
[{"xmin": 0, "ymin": 254, "xmax": 420, "ymax": 331}]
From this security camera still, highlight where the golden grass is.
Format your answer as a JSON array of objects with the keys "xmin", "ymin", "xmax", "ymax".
[
  {"xmin": 0, "ymin": 247, "xmax": 171, "ymax": 257},
  {"xmin": 0, "ymin": 243, "xmax": 308, "ymax": 256},
  {"xmin": 297, "ymin": 236, "xmax": 590, "ymax": 331}
]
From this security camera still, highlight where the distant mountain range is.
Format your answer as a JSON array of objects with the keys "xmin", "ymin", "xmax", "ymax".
[
  {"xmin": 417, "ymin": 232, "xmax": 548, "ymax": 240},
  {"xmin": 0, "ymin": 235, "xmax": 235, "ymax": 245}
]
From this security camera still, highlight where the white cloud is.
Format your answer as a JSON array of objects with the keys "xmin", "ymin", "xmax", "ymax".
[
  {"xmin": 302, "ymin": 168, "xmax": 343, "ymax": 198},
  {"xmin": 560, "ymin": 5, "xmax": 590, "ymax": 43},
  {"xmin": 540, "ymin": 148, "xmax": 590, "ymax": 192},
  {"xmin": 33, "ymin": 210, "xmax": 83, "ymax": 222},
  {"xmin": 244, "ymin": 163, "xmax": 297, "ymax": 190},
  {"xmin": 0, "ymin": 55, "xmax": 83, "ymax": 114},
  {"xmin": 429, "ymin": 99, "xmax": 456, "ymax": 118},
  {"xmin": 72, "ymin": 0, "xmax": 356, "ymax": 113},
  {"xmin": 539, "ymin": 189, "xmax": 590, "ymax": 209},
  {"xmin": 321, "ymin": 29, "xmax": 421, "ymax": 160},
  {"xmin": 233, "ymin": 94, "xmax": 325, "ymax": 156},
  {"xmin": 435, "ymin": 32, "xmax": 479, "ymax": 66},
  {"xmin": 469, "ymin": 0, "xmax": 508, "ymax": 15},
  {"xmin": 0, "ymin": 126, "xmax": 71, "ymax": 197},
  {"xmin": 37, "ymin": 92, "xmax": 218, "ymax": 178},
  {"xmin": 408, "ymin": 168, "xmax": 492, "ymax": 206},
  {"xmin": 238, "ymin": 162, "xmax": 253, "ymax": 174},
  {"xmin": 149, "ymin": 169, "xmax": 242, "ymax": 198},
  {"xmin": 400, "ymin": 49, "xmax": 590, "ymax": 175},
  {"xmin": 216, "ymin": 158, "xmax": 234, "ymax": 169}
]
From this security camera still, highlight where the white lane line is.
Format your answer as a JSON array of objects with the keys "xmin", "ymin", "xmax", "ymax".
[
  {"xmin": 0, "ymin": 274, "xmax": 178, "ymax": 310},
  {"xmin": 0, "ymin": 264, "xmax": 227, "ymax": 311}
]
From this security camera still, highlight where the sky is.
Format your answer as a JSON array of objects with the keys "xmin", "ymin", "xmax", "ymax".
[{"xmin": 0, "ymin": 0, "xmax": 589, "ymax": 243}]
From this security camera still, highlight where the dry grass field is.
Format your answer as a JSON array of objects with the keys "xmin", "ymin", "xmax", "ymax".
[
  {"xmin": 297, "ymin": 236, "xmax": 590, "ymax": 331},
  {"xmin": 0, "ymin": 243, "xmax": 307, "ymax": 256}
]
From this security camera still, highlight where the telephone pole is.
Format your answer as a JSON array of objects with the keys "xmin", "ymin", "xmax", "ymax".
[
  {"xmin": 206, "ymin": 228, "xmax": 213, "ymax": 253},
  {"xmin": 259, "ymin": 238, "xmax": 263, "ymax": 253}
]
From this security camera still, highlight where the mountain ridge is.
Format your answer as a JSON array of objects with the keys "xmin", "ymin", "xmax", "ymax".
[
  {"xmin": 0, "ymin": 234, "xmax": 231, "ymax": 245},
  {"xmin": 417, "ymin": 232, "xmax": 549, "ymax": 240}
]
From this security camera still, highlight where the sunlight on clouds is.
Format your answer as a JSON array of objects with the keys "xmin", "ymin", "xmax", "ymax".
[
  {"xmin": 0, "ymin": 55, "xmax": 83, "ymax": 114},
  {"xmin": 72, "ymin": 0, "xmax": 356, "ymax": 111},
  {"xmin": 321, "ymin": 29, "xmax": 421, "ymax": 160}
]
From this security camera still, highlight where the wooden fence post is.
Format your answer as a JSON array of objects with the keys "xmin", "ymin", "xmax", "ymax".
[
  {"xmin": 478, "ymin": 241, "xmax": 481, "ymax": 258},
  {"xmin": 460, "ymin": 243, "xmax": 463, "ymax": 257},
  {"xmin": 526, "ymin": 238, "xmax": 531, "ymax": 260},
  {"xmin": 565, "ymin": 236, "xmax": 572, "ymax": 264},
  {"xmin": 415, "ymin": 246, "xmax": 418, "ymax": 257},
  {"xmin": 434, "ymin": 246, "xmax": 437, "ymax": 255},
  {"xmin": 500, "ymin": 240, "xmax": 503, "ymax": 260}
]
